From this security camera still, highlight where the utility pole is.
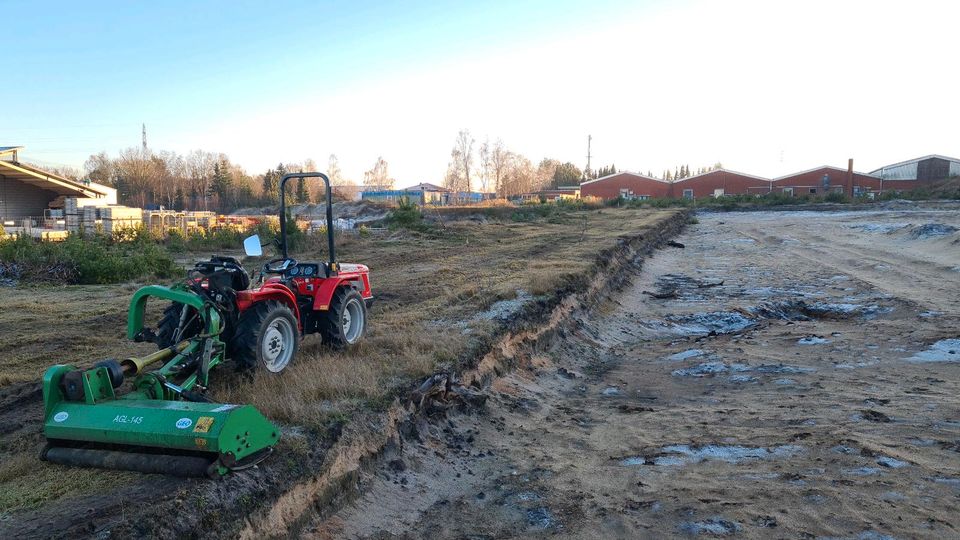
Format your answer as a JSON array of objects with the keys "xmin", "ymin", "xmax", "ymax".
[
  {"xmin": 142, "ymin": 123, "xmax": 147, "ymax": 151},
  {"xmin": 585, "ymin": 134, "xmax": 592, "ymax": 180}
]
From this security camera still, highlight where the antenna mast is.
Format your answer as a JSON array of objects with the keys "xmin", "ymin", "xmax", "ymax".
[
  {"xmin": 142, "ymin": 123, "xmax": 147, "ymax": 151},
  {"xmin": 585, "ymin": 134, "xmax": 592, "ymax": 180}
]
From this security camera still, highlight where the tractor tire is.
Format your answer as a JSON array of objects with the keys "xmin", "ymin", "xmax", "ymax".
[
  {"xmin": 155, "ymin": 302, "xmax": 202, "ymax": 349},
  {"xmin": 320, "ymin": 288, "xmax": 367, "ymax": 349},
  {"xmin": 233, "ymin": 300, "xmax": 299, "ymax": 373}
]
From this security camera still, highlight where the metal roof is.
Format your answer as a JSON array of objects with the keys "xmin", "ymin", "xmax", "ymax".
[
  {"xmin": 868, "ymin": 154, "xmax": 960, "ymax": 175},
  {"xmin": 580, "ymin": 171, "xmax": 669, "ymax": 186},
  {"xmin": 773, "ymin": 165, "xmax": 877, "ymax": 181},
  {"xmin": 0, "ymin": 156, "xmax": 108, "ymax": 198},
  {"xmin": 672, "ymin": 168, "xmax": 770, "ymax": 184}
]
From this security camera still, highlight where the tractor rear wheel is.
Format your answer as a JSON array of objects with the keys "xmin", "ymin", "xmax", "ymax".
[
  {"xmin": 320, "ymin": 288, "xmax": 367, "ymax": 349},
  {"xmin": 233, "ymin": 300, "xmax": 299, "ymax": 373},
  {"xmin": 155, "ymin": 302, "xmax": 202, "ymax": 349}
]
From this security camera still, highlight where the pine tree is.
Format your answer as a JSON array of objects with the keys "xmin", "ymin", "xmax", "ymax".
[{"xmin": 296, "ymin": 175, "xmax": 308, "ymax": 204}]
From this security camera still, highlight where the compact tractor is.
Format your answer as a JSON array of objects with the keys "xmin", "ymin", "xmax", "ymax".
[{"xmin": 40, "ymin": 172, "xmax": 372, "ymax": 476}]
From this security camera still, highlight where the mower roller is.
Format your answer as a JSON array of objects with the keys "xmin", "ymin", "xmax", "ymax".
[{"xmin": 41, "ymin": 172, "xmax": 373, "ymax": 477}]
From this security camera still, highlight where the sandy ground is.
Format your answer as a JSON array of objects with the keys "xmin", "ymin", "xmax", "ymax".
[{"xmin": 310, "ymin": 207, "xmax": 960, "ymax": 539}]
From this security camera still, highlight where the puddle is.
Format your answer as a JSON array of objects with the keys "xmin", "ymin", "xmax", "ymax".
[
  {"xmin": 798, "ymin": 336, "xmax": 830, "ymax": 345},
  {"xmin": 526, "ymin": 507, "xmax": 555, "ymax": 529},
  {"xmin": 842, "ymin": 467, "xmax": 882, "ymax": 476},
  {"xmin": 774, "ymin": 378, "xmax": 797, "ymax": 385},
  {"xmin": 667, "ymin": 349, "xmax": 706, "ymax": 361},
  {"xmin": 622, "ymin": 444, "xmax": 803, "ymax": 467},
  {"xmin": 909, "ymin": 223, "xmax": 958, "ymax": 239},
  {"xmin": 601, "ymin": 387, "xmax": 622, "ymax": 396},
  {"xmin": 679, "ymin": 518, "xmax": 741, "ymax": 536},
  {"xmin": 729, "ymin": 374, "xmax": 757, "ymax": 383},
  {"xmin": 673, "ymin": 362, "xmax": 812, "ymax": 378},
  {"xmin": 876, "ymin": 456, "xmax": 908, "ymax": 468},
  {"xmin": 908, "ymin": 339, "xmax": 960, "ymax": 363},
  {"xmin": 640, "ymin": 300, "xmax": 891, "ymax": 338},
  {"xmin": 852, "ymin": 223, "xmax": 909, "ymax": 233}
]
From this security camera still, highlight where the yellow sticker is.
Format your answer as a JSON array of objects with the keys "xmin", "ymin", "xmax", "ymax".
[
  {"xmin": 194, "ymin": 437, "xmax": 207, "ymax": 447},
  {"xmin": 193, "ymin": 416, "xmax": 215, "ymax": 433}
]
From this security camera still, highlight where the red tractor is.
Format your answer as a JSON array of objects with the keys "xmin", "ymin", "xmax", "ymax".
[{"xmin": 147, "ymin": 172, "xmax": 372, "ymax": 373}]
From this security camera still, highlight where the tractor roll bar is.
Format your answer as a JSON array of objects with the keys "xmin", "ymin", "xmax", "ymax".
[{"xmin": 278, "ymin": 172, "xmax": 335, "ymax": 267}]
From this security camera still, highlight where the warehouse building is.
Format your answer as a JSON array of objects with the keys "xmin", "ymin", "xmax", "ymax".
[
  {"xmin": 672, "ymin": 169, "xmax": 770, "ymax": 199},
  {"xmin": 579, "ymin": 172, "xmax": 671, "ymax": 200},
  {"xmin": 870, "ymin": 154, "xmax": 960, "ymax": 182},
  {"xmin": 0, "ymin": 146, "xmax": 114, "ymax": 223},
  {"xmin": 772, "ymin": 165, "xmax": 879, "ymax": 197}
]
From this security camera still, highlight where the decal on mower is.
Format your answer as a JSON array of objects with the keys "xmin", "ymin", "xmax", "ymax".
[
  {"xmin": 193, "ymin": 416, "xmax": 215, "ymax": 433},
  {"xmin": 175, "ymin": 417, "xmax": 193, "ymax": 429},
  {"xmin": 113, "ymin": 415, "xmax": 144, "ymax": 424},
  {"xmin": 53, "ymin": 412, "xmax": 69, "ymax": 423}
]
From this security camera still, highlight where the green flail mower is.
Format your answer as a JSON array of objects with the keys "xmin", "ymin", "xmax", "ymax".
[
  {"xmin": 41, "ymin": 285, "xmax": 280, "ymax": 477},
  {"xmin": 40, "ymin": 171, "xmax": 372, "ymax": 477}
]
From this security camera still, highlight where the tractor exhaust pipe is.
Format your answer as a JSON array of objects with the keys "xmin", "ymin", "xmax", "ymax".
[{"xmin": 278, "ymin": 172, "xmax": 336, "ymax": 271}]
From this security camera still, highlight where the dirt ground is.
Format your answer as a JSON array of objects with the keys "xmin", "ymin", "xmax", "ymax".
[
  {"xmin": 0, "ymin": 207, "xmax": 682, "ymax": 537},
  {"xmin": 311, "ymin": 205, "xmax": 960, "ymax": 539}
]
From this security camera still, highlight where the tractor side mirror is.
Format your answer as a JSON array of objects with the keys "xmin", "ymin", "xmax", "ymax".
[{"xmin": 243, "ymin": 235, "xmax": 263, "ymax": 257}]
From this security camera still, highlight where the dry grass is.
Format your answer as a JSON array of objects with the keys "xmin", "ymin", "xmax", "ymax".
[{"xmin": 0, "ymin": 207, "xmax": 680, "ymax": 512}]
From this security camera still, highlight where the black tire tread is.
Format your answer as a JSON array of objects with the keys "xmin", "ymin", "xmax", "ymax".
[
  {"xmin": 232, "ymin": 300, "xmax": 299, "ymax": 372},
  {"xmin": 319, "ymin": 287, "xmax": 366, "ymax": 349},
  {"xmin": 155, "ymin": 302, "xmax": 201, "ymax": 350}
]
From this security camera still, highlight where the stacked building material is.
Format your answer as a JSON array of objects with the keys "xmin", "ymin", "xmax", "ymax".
[{"xmin": 100, "ymin": 206, "xmax": 143, "ymax": 234}]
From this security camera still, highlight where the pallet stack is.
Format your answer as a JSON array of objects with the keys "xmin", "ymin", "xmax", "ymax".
[
  {"xmin": 65, "ymin": 197, "xmax": 80, "ymax": 232},
  {"xmin": 100, "ymin": 206, "xmax": 143, "ymax": 234}
]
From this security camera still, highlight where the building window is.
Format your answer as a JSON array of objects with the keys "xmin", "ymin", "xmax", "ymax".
[
  {"xmin": 637, "ymin": 195, "xmax": 650, "ymax": 200},
  {"xmin": 783, "ymin": 187, "xmax": 794, "ymax": 196},
  {"xmin": 713, "ymin": 188, "xmax": 725, "ymax": 198},
  {"xmin": 809, "ymin": 188, "xmax": 817, "ymax": 194},
  {"xmin": 682, "ymin": 189, "xmax": 694, "ymax": 199}
]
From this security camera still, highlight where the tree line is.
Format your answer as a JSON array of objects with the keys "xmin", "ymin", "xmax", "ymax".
[
  {"xmin": 443, "ymin": 129, "xmax": 615, "ymax": 197},
  {"xmin": 77, "ymin": 148, "xmax": 398, "ymax": 212}
]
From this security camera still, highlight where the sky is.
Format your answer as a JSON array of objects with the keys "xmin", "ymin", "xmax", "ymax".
[{"xmin": 3, "ymin": 0, "xmax": 958, "ymax": 187}]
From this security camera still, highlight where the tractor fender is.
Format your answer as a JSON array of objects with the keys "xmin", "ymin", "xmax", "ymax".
[
  {"xmin": 237, "ymin": 285, "xmax": 301, "ymax": 330},
  {"xmin": 312, "ymin": 278, "xmax": 364, "ymax": 311}
]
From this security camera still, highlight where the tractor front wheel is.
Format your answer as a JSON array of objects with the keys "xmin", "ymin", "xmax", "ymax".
[
  {"xmin": 320, "ymin": 288, "xmax": 367, "ymax": 349},
  {"xmin": 234, "ymin": 301, "xmax": 299, "ymax": 373}
]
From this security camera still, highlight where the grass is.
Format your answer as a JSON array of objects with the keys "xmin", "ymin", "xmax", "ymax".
[{"xmin": 0, "ymin": 206, "xmax": 681, "ymax": 512}]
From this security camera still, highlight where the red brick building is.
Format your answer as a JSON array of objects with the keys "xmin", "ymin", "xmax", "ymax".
[
  {"xmin": 672, "ymin": 169, "xmax": 771, "ymax": 199},
  {"xmin": 579, "ymin": 172, "xmax": 671, "ymax": 200},
  {"xmin": 772, "ymin": 166, "xmax": 878, "ymax": 196}
]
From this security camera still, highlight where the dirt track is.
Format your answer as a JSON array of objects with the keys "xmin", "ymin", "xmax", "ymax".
[{"xmin": 311, "ymin": 206, "xmax": 960, "ymax": 539}]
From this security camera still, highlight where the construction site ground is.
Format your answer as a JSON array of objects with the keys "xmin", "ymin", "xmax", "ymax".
[
  {"xmin": 311, "ymin": 204, "xmax": 960, "ymax": 539},
  {"xmin": 0, "ymin": 207, "xmax": 685, "ymax": 538}
]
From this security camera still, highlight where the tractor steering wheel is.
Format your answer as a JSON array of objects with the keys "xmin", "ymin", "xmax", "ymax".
[{"xmin": 263, "ymin": 257, "xmax": 298, "ymax": 274}]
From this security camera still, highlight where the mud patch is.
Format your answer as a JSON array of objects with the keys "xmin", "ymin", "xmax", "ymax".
[
  {"xmin": 908, "ymin": 339, "xmax": 960, "ymax": 363},
  {"xmin": 622, "ymin": 444, "xmax": 803, "ymax": 466},
  {"xmin": 908, "ymin": 223, "xmax": 958, "ymax": 239},
  {"xmin": 679, "ymin": 517, "xmax": 741, "ymax": 535}
]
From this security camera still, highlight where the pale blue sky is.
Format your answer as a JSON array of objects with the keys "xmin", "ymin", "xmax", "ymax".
[{"xmin": 3, "ymin": 0, "xmax": 957, "ymax": 185}]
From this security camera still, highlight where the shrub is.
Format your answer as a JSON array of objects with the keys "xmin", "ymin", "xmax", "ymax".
[
  {"xmin": 386, "ymin": 197, "xmax": 428, "ymax": 231},
  {"xmin": 0, "ymin": 233, "xmax": 181, "ymax": 284}
]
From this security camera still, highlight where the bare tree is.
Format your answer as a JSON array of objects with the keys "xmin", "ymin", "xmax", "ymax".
[
  {"xmin": 363, "ymin": 156, "xmax": 394, "ymax": 190},
  {"xmin": 453, "ymin": 130, "xmax": 474, "ymax": 193},
  {"xmin": 489, "ymin": 139, "xmax": 510, "ymax": 196},
  {"xmin": 478, "ymin": 139, "xmax": 491, "ymax": 193},
  {"xmin": 327, "ymin": 154, "xmax": 357, "ymax": 199},
  {"xmin": 83, "ymin": 152, "xmax": 114, "ymax": 186}
]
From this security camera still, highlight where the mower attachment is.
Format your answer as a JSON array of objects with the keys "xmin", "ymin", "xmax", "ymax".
[{"xmin": 41, "ymin": 285, "xmax": 281, "ymax": 477}]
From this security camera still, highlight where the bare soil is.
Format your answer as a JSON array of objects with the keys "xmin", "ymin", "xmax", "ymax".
[
  {"xmin": 0, "ymin": 208, "xmax": 683, "ymax": 538},
  {"xmin": 311, "ymin": 206, "xmax": 960, "ymax": 539}
]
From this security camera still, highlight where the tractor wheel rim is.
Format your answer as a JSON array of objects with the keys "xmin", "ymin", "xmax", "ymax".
[
  {"xmin": 262, "ymin": 317, "xmax": 294, "ymax": 372},
  {"xmin": 342, "ymin": 298, "xmax": 364, "ymax": 344}
]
